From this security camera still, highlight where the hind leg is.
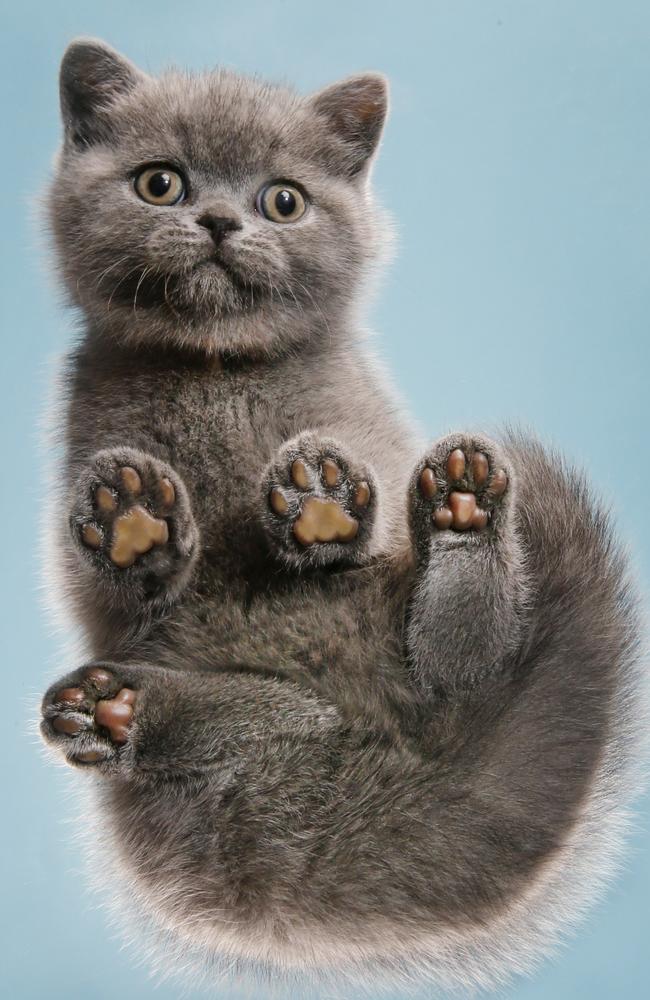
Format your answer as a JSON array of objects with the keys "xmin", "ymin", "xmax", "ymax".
[{"xmin": 406, "ymin": 432, "xmax": 529, "ymax": 693}]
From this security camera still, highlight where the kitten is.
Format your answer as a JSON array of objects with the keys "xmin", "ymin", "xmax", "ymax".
[{"xmin": 40, "ymin": 38, "xmax": 646, "ymax": 995}]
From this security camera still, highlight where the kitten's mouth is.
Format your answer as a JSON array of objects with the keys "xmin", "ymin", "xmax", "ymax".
[
  {"xmin": 204, "ymin": 250, "xmax": 230, "ymax": 272},
  {"xmin": 203, "ymin": 250, "xmax": 246, "ymax": 280},
  {"xmin": 100, "ymin": 255, "xmax": 271, "ymax": 320},
  {"xmin": 197, "ymin": 254, "xmax": 271, "ymax": 303}
]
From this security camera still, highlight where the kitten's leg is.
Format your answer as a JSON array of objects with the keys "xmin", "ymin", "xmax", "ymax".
[
  {"xmin": 406, "ymin": 432, "xmax": 529, "ymax": 693},
  {"xmin": 68, "ymin": 446, "xmax": 199, "ymax": 607},
  {"xmin": 40, "ymin": 661, "xmax": 340, "ymax": 773},
  {"xmin": 260, "ymin": 431, "xmax": 378, "ymax": 571}
]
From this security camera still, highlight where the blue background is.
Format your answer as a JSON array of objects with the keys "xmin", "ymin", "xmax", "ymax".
[{"xmin": 2, "ymin": 1, "xmax": 649, "ymax": 997}]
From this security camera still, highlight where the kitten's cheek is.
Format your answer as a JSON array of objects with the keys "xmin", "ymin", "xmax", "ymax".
[{"xmin": 145, "ymin": 228, "xmax": 200, "ymax": 269}]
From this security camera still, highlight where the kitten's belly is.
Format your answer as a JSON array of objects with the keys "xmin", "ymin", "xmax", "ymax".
[{"xmin": 130, "ymin": 559, "xmax": 413, "ymax": 721}]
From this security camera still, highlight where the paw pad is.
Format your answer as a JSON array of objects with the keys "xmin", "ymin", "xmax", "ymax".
[
  {"xmin": 268, "ymin": 453, "xmax": 372, "ymax": 549},
  {"xmin": 94, "ymin": 688, "xmax": 136, "ymax": 744},
  {"xmin": 293, "ymin": 496, "xmax": 359, "ymax": 545},
  {"xmin": 110, "ymin": 507, "xmax": 169, "ymax": 568},
  {"xmin": 418, "ymin": 446, "xmax": 508, "ymax": 532},
  {"xmin": 48, "ymin": 666, "xmax": 137, "ymax": 760},
  {"xmin": 80, "ymin": 464, "xmax": 175, "ymax": 568}
]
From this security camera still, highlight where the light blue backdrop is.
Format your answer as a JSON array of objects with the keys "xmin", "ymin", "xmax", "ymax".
[{"xmin": 2, "ymin": 1, "xmax": 649, "ymax": 997}]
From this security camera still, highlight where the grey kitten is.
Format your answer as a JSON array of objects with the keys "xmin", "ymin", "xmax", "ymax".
[{"xmin": 39, "ymin": 38, "xmax": 646, "ymax": 996}]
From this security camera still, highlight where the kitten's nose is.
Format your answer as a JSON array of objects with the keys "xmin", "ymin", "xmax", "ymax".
[{"xmin": 196, "ymin": 213, "xmax": 242, "ymax": 246}]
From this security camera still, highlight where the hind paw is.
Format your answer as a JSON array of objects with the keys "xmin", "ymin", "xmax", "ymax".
[
  {"xmin": 411, "ymin": 433, "xmax": 512, "ymax": 544},
  {"xmin": 41, "ymin": 665, "xmax": 137, "ymax": 768}
]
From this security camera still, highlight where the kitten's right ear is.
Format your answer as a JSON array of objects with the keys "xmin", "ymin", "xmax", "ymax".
[{"xmin": 59, "ymin": 38, "xmax": 146, "ymax": 147}]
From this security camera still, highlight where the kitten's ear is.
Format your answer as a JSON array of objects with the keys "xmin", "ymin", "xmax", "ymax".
[
  {"xmin": 59, "ymin": 38, "xmax": 146, "ymax": 147},
  {"xmin": 308, "ymin": 74, "xmax": 388, "ymax": 177}
]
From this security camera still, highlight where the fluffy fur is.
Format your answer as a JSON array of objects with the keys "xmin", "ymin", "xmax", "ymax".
[{"xmin": 39, "ymin": 38, "xmax": 647, "ymax": 995}]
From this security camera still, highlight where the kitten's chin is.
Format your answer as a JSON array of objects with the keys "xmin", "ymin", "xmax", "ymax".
[
  {"xmin": 78, "ymin": 261, "xmax": 311, "ymax": 360},
  {"xmin": 90, "ymin": 296, "xmax": 319, "ymax": 363}
]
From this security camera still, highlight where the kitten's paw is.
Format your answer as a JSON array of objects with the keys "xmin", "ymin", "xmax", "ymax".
[
  {"xmin": 261, "ymin": 432, "xmax": 377, "ymax": 570},
  {"xmin": 70, "ymin": 447, "xmax": 198, "ymax": 601},
  {"xmin": 410, "ymin": 433, "xmax": 512, "ymax": 549},
  {"xmin": 41, "ymin": 665, "xmax": 137, "ymax": 769}
]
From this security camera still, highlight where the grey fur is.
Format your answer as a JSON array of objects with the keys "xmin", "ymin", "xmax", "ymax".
[{"xmin": 39, "ymin": 38, "xmax": 647, "ymax": 995}]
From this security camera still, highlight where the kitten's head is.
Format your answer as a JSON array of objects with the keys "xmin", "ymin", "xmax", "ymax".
[{"xmin": 48, "ymin": 39, "xmax": 389, "ymax": 359}]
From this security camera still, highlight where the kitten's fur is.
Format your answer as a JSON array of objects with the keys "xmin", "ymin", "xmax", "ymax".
[{"xmin": 39, "ymin": 39, "xmax": 646, "ymax": 995}]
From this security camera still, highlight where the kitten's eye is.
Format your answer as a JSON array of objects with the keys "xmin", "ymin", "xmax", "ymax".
[
  {"xmin": 257, "ymin": 183, "xmax": 307, "ymax": 223},
  {"xmin": 134, "ymin": 166, "xmax": 186, "ymax": 206}
]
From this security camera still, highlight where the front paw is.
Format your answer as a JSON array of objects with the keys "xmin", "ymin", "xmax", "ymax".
[
  {"xmin": 261, "ymin": 432, "xmax": 377, "ymax": 570},
  {"xmin": 70, "ymin": 447, "xmax": 198, "ymax": 601},
  {"xmin": 41, "ymin": 664, "xmax": 137, "ymax": 769}
]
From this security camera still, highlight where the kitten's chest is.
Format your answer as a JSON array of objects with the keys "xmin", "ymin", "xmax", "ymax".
[
  {"xmin": 163, "ymin": 370, "xmax": 292, "ymax": 532},
  {"xmin": 70, "ymin": 357, "xmax": 298, "ymax": 579}
]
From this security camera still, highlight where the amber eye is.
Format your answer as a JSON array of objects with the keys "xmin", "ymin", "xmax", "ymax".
[
  {"xmin": 257, "ymin": 183, "xmax": 307, "ymax": 223},
  {"xmin": 134, "ymin": 166, "xmax": 186, "ymax": 206}
]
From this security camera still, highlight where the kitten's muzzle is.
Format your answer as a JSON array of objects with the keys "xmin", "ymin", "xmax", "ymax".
[{"xmin": 196, "ymin": 213, "xmax": 242, "ymax": 247}]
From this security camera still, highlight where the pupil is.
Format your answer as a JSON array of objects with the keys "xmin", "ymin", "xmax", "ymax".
[
  {"xmin": 148, "ymin": 172, "xmax": 172, "ymax": 198},
  {"xmin": 275, "ymin": 189, "xmax": 296, "ymax": 216}
]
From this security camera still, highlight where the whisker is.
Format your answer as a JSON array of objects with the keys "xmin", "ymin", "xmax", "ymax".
[
  {"xmin": 106, "ymin": 262, "xmax": 147, "ymax": 313},
  {"xmin": 93, "ymin": 254, "xmax": 133, "ymax": 293},
  {"xmin": 133, "ymin": 266, "xmax": 152, "ymax": 314},
  {"xmin": 163, "ymin": 273, "xmax": 181, "ymax": 322}
]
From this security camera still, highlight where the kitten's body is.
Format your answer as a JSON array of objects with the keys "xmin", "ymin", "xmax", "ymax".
[
  {"xmin": 63, "ymin": 336, "xmax": 416, "ymax": 666},
  {"xmin": 40, "ymin": 40, "xmax": 646, "ymax": 995},
  {"xmin": 59, "ymin": 334, "xmax": 421, "ymax": 744}
]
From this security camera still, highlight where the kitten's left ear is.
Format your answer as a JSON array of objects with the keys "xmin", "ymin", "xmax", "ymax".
[
  {"xmin": 59, "ymin": 38, "xmax": 147, "ymax": 147},
  {"xmin": 308, "ymin": 74, "xmax": 388, "ymax": 177}
]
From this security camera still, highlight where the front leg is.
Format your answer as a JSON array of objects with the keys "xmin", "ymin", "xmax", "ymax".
[
  {"xmin": 68, "ymin": 446, "xmax": 199, "ymax": 608},
  {"xmin": 260, "ymin": 431, "xmax": 378, "ymax": 571},
  {"xmin": 407, "ymin": 432, "xmax": 530, "ymax": 693}
]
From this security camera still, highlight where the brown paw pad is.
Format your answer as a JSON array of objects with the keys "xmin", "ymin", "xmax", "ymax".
[
  {"xmin": 81, "ymin": 523, "xmax": 103, "ymax": 549},
  {"xmin": 419, "ymin": 467, "xmax": 438, "ymax": 499},
  {"xmin": 435, "ymin": 492, "xmax": 490, "ymax": 532},
  {"xmin": 80, "ymin": 466, "xmax": 175, "ymax": 568},
  {"xmin": 270, "ymin": 487, "xmax": 289, "ymax": 515},
  {"xmin": 353, "ymin": 481, "xmax": 371, "ymax": 507},
  {"xmin": 55, "ymin": 686, "xmax": 86, "ymax": 706},
  {"xmin": 291, "ymin": 459, "xmax": 310, "ymax": 489},
  {"xmin": 293, "ymin": 497, "xmax": 359, "ymax": 545},
  {"xmin": 94, "ymin": 688, "xmax": 136, "ymax": 744},
  {"xmin": 446, "ymin": 448, "xmax": 467, "ymax": 481},
  {"xmin": 109, "ymin": 506, "xmax": 168, "ymax": 568},
  {"xmin": 268, "ymin": 451, "xmax": 372, "ymax": 550},
  {"xmin": 52, "ymin": 713, "xmax": 85, "ymax": 736},
  {"xmin": 52, "ymin": 683, "xmax": 88, "ymax": 735},
  {"xmin": 472, "ymin": 451, "xmax": 489, "ymax": 487},
  {"xmin": 419, "ymin": 446, "xmax": 508, "ymax": 533},
  {"xmin": 120, "ymin": 466, "xmax": 142, "ymax": 494},
  {"xmin": 488, "ymin": 468, "xmax": 508, "ymax": 497},
  {"xmin": 83, "ymin": 666, "xmax": 115, "ymax": 692}
]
